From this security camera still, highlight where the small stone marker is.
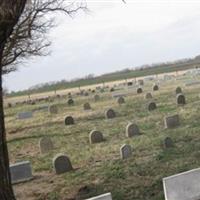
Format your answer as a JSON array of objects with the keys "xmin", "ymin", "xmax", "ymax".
[
  {"xmin": 85, "ymin": 193, "xmax": 112, "ymax": 200},
  {"xmin": 105, "ymin": 108, "xmax": 116, "ymax": 119},
  {"xmin": 68, "ymin": 98, "xmax": 74, "ymax": 106},
  {"xmin": 17, "ymin": 111, "xmax": 33, "ymax": 119},
  {"xmin": 10, "ymin": 161, "xmax": 33, "ymax": 184},
  {"xmin": 164, "ymin": 114, "xmax": 180, "ymax": 128},
  {"xmin": 138, "ymin": 79, "xmax": 144, "ymax": 86},
  {"xmin": 94, "ymin": 94, "xmax": 100, "ymax": 101},
  {"xmin": 137, "ymin": 87, "xmax": 143, "ymax": 94},
  {"xmin": 65, "ymin": 116, "xmax": 74, "ymax": 125},
  {"xmin": 83, "ymin": 102, "xmax": 91, "ymax": 110},
  {"xmin": 145, "ymin": 92, "xmax": 153, "ymax": 99},
  {"xmin": 120, "ymin": 144, "xmax": 132, "ymax": 159},
  {"xmin": 153, "ymin": 84, "xmax": 159, "ymax": 91},
  {"xmin": 147, "ymin": 101, "xmax": 157, "ymax": 111},
  {"xmin": 89, "ymin": 130, "xmax": 104, "ymax": 144},
  {"xmin": 163, "ymin": 137, "xmax": 174, "ymax": 149},
  {"xmin": 48, "ymin": 104, "xmax": 58, "ymax": 114},
  {"xmin": 126, "ymin": 123, "xmax": 140, "ymax": 137},
  {"xmin": 117, "ymin": 96, "xmax": 125, "ymax": 104},
  {"xmin": 53, "ymin": 153, "xmax": 73, "ymax": 174},
  {"xmin": 176, "ymin": 93, "xmax": 186, "ymax": 105},
  {"xmin": 110, "ymin": 88, "xmax": 115, "ymax": 92},
  {"xmin": 163, "ymin": 167, "xmax": 200, "ymax": 200},
  {"xmin": 175, "ymin": 87, "xmax": 182, "ymax": 94},
  {"xmin": 39, "ymin": 137, "xmax": 54, "ymax": 154}
]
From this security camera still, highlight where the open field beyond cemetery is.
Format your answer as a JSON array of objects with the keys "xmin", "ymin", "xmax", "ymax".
[{"xmin": 5, "ymin": 72, "xmax": 200, "ymax": 200}]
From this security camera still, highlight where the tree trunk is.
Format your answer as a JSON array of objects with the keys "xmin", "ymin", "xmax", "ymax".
[{"xmin": 0, "ymin": 43, "xmax": 16, "ymax": 200}]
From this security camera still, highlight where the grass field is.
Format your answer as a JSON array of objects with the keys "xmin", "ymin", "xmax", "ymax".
[{"xmin": 5, "ymin": 73, "xmax": 200, "ymax": 200}]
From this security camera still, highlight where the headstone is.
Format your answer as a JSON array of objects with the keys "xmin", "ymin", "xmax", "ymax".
[
  {"xmin": 105, "ymin": 108, "xmax": 116, "ymax": 119},
  {"xmin": 176, "ymin": 94, "xmax": 186, "ymax": 105},
  {"xmin": 110, "ymin": 88, "xmax": 115, "ymax": 92},
  {"xmin": 53, "ymin": 153, "xmax": 73, "ymax": 174},
  {"xmin": 85, "ymin": 193, "xmax": 112, "ymax": 200},
  {"xmin": 48, "ymin": 105, "xmax": 58, "ymax": 114},
  {"xmin": 163, "ymin": 167, "xmax": 200, "ymax": 200},
  {"xmin": 83, "ymin": 102, "xmax": 91, "ymax": 110},
  {"xmin": 117, "ymin": 96, "xmax": 125, "ymax": 105},
  {"xmin": 126, "ymin": 123, "xmax": 140, "ymax": 137},
  {"xmin": 120, "ymin": 144, "xmax": 132, "ymax": 159},
  {"xmin": 138, "ymin": 79, "xmax": 144, "ymax": 86},
  {"xmin": 68, "ymin": 98, "xmax": 74, "ymax": 106},
  {"xmin": 10, "ymin": 161, "xmax": 33, "ymax": 184},
  {"xmin": 89, "ymin": 130, "xmax": 104, "ymax": 144},
  {"xmin": 164, "ymin": 114, "xmax": 180, "ymax": 128},
  {"xmin": 163, "ymin": 137, "xmax": 174, "ymax": 148},
  {"xmin": 145, "ymin": 92, "xmax": 153, "ymax": 99},
  {"xmin": 17, "ymin": 111, "xmax": 33, "ymax": 119},
  {"xmin": 153, "ymin": 84, "xmax": 159, "ymax": 91},
  {"xmin": 137, "ymin": 87, "xmax": 143, "ymax": 94},
  {"xmin": 147, "ymin": 101, "xmax": 157, "ymax": 111},
  {"xmin": 175, "ymin": 87, "xmax": 182, "ymax": 94},
  {"xmin": 84, "ymin": 92, "xmax": 89, "ymax": 96},
  {"xmin": 94, "ymin": 94, "xmax": 100, "ymax": 101},
  {"xmin": 39, "ymin": 137, "xmax": 54, "ymax": 154},
  {"xmin": 65, "ymin": 116, "xmax": 74, "ymax": 125}
]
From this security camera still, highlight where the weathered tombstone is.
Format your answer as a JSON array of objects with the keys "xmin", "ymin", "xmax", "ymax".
[
  {"xmin": 85, "ymin": 193, "xmax": 112, "ymax": 200},
  {"xmin": 175, "ymin": 87, "xmax": 182, "ymax": 94},
  {"xmin": 39, "ymin": 137, "xmax": 54, "ymax": 154},
  {"xmin": 137, "ymin": 87, "xmax": 143, "ymax": 94},
  {"xmin": 163, "ymin": 137, "xmax": 174, "ymax": 149},
  {"xmin": 10, "ymin": 161, "xmax": 33, "ymax": 184},
  {"xmin": 127, "ymin": 81, "xmax": 133, "ymax": 86},
  {"xmin": 89, "ymin": 130, "xmax": 104, "ymax": 144},
  {"xmin": 53, "ymin": 153, "xmax": 73, "ymax": 174},
  {"xmin": 126, "ymin": 123, "xmax": 140, "ymax": 137},
  {"xmin": 48, "ymin": 104, "xmax": 58, "ymax": 114},
  {"xmin": 164, "ymin": 114, "xmax": 180, "ymax": 129},
  {"xmin": 163, "ymin": 167, "xmax": 200, "ymax": 200},
  {"xmin": 117, "ymin": 96, "xmax": 125, "ymax": 105},
  {"xmin": 105, "ymin": 108, "xmax": 116, "ymax": 119},
  {"xmin": 110, "ymin": 88, "xmax": 115, "ymax": 92},
  {"xmin": 65, "ymin": 116, "xmax": 74, "ymax": 125},
  {"xmin": 147, "ymin": 101, "xmax": 157, "ymax": 111},
  {"xmin": 176, "ymin": 93, "xmax": 186, "ymax": 105},
  {"xmin": 94, "ymin": 94, "xmax": 100, "ymax": 101},
  {"xmin": 153, "ymin": 84, "xmax": 159, "ymax": 91},
  {"xmin": 144, "ymin": 92, "xmax": 153, "ymax": 99},
  {"xmin": 138, "ymin": 79, "xmax": 144, "ymax": 86},
  {"xmin": 83, "ymin": 102, "xmax": 91, "ymax": 110},
  {"xmin": 68, "ymin": 98, "xmax": 74, "ymax": 106},
  {"xmin": 120, "ymin": 144, "xmax": 132, "ymax": 159},
  {"xmin": 17, "ymin": 111, "xmax": 33, "ymax": 119}
]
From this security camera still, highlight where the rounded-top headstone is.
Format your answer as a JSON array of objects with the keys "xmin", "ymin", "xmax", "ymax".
[
  {"xmin": 68, "ymin": 98, "xmax": 74, "ymax": 106},
  {"xmin": 39, "ymin": 137, "xmax": 54, "ymax": 154},
  {"xmin": 105, "ymin": 108, "xmax": 116, "ymax": 119},
  {"xmin": 176, "ymin": 93, "xmax": 186, "ymax": 105},
  {"xmin": 120, "ymin": 144, "xmax": 132, "ymax": 159},
  {"xmin": 65, "ymin": 116, "xmax": 74, "ymax": 126},
  {"xmin": 94, "ymin": 94, "xmax": 100, "ymax": 101},
  {"xmin": 153, "ymin": 84, "xmax": 159, "ymax": 91},
  {"xmin": 163, "ymin": 137, "xmax": 174, "ymax": 148},
  {"xmin": 144, "ymin": 92, "xmax": 153, "ymax": 99},
  {"xmin": 48, "ymin": 105, "xmax": 58, "ymax": 114},
  {"xmin": 110, "ymin": 88, "xmax": 115, "ymax": 92},
  {"xmin": 137, "ymin": 87, "xmax": 143, "ymax": 94},
  {"xmin": 53, "ymin": 153, "xmax": 73, "ymax": 174},
  {"xmin": 89, "ymin": 130, "xmax": 104, "ymax": 144},
  {"xmin": 147, "ymin": 101, "xmax": 157, "ymax": 111},
  {"xmin": 83, "ymin": 102, "xmax": 91, "ymax": 110},
  {"xmin": 175, "ymin": 87, "xmax": 182, "ymax": 94},
  {"xmin": 126, "ymin": 123, "xmax": 140, "ymax": 137},
  {"xmin": 117, "ymin": 96, "xmax": 125, "ymax": 105}
]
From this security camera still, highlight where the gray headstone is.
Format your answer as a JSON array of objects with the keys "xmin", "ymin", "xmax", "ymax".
[
  {"xmin": 153, "ymin": 84, "xmax": 159, "ymax": 91},
  {"xmin": 17, "ymin": 111, "xmax": 33, "ymax": 119},
  {"xmin": 175, "ymin": 87, "xmax": 182, "ymax": 94},
  {"xmin": 176, "ymin": 94, "xmax": 186, "ymax": 105},
  {"xmin": 10, "ymin": 161, "xmax": 33, "ymax": 184},
  {"xmin": 163, "ymin": 137, "xmax": 174, "ymax": 149},
  {"xmin": 164, "ymin": 114, "xmax": 180, "ymax": 128},
  {"xmin": 53, "ymin": 153, "xmax": 73, "ymax": 174},
  {"xmin": 163, "ymin": 167, "xmax": 200, "ymax": 200},
  {"xmin": 89, "ymin": 130, "xmax": 104, "ymax": 144},
  {"xmin": 105, "ymin": 108, "xmax": 116, "ymax": 119},
  {"xmin": 68, "ymin": 98, "xmax": 74, "ymax": 106},
  {"xmin": 147, "ymin": 101, "xmax": 157, "ymax": 111},
  {"xmin": 126, "ymin": 123, "xmax": 140, "ymax": 137},
  {"xmin": 84, "ymin": 102, "xmax": 91, "ymax": 110},
  {"xmin": 120, "ymin": 144, "xmax": 132, "ymax": 159},
  {"xmin": 85, "ymin": 193, "xmax": 112, "ymax": 200},
  {"xmin": 94, "ymin": 94, "xmax": 100, "ymax": 101},
  {"xmin": 138, "ymin": 80, "xmax": 144, "ymax": 86},
  {"xmin": 65, "ymin": 116, "xmax": 74, "ymax": 125},
  {"xmin": 137, "ymin": 87, "xmax": 143, "ymax": 94},
  {"xmin": 117, "ymin": 96, "xmax": 125, "ymax": 105},
  {"xmin": 39, "ymin": 137, "xmax": 54, "ymax": 154},
  {"xmin": 48, "ymin": 105, "xmax": 58, "ymax": 114},
  {"xmin": 145, "ymin": 92, "xmax": 153, "ymax": 99}
]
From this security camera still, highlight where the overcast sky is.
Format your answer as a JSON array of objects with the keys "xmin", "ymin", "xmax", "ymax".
[{"xmin": 4, "ymin": 0, "xmax": 200, "ymax": 91}]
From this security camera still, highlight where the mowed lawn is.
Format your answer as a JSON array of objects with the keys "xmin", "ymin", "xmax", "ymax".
[{"xmin": 5, "ymin": 75, "xmax": 200, "ymax": 200}]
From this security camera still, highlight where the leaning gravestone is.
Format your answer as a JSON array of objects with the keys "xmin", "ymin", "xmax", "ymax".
[
  {"xmin": 83, "ymin": 102, "xmax": 91, "ymax": 110},
  {"xmin": 10, "ymin": 161, "xmax": 33, "ymax": 184},
  {"xmin": 89, "ymin": 130, "xmax": 104, "ymax": 144},
  {"xmin": 147, "ymin": 101, "xmax": 157, "ymax": 111},
  {"xmin": 39, "ymin": 137, "xmax": 54, "ymax": 154},
  {"xmin": 153, "ymin": 84, "xmax": 159, "ymax": 91},
  {"xmin": 144, "ymin": 92, "xmax": 153, "ymax": 99},
  {"xmin": 53, "ymin": 153, "xmax": 73, "ymax": 174},
  {"xmin": 105, "ymin": 108, "xmax": 116, "ymax": 119},
  {"xmin": 175, "ymin": 87, "xmax": 182, "ymax": 94},
  {"xmin": 120, "ymin": 144, "xmax": 132, "ymax": 159},
  {"xmin": 48, "ymin": 104, "xmax": 58, "ymax": 114},
  {"xmin": 85, "ymin": 193, "xmax": 112, "ymax": 200},
  {"xmin": 117, "ymin": 96, "xmax": 125, "ymax": 105},
  {"xmin": 126, "ymin": 123, "xmax": 140, "ymax": 137},
  {"xmin": 163, "ymin": 167, "xmax": 200, "ymax": 200},
  {"xmin": 164, "ymin": 114, "xmax": 180, "ymax": 128},
  {"xmin": 17, "ymin": 111, "xmax": 33, "ymax": 119},
  {"xmin": 68, "ymin": 98, "xmax": 74, "ymax": 106},
  {"xmin": 176, "ymin": 94, "xmax": 186, "ymax": 105},
  {"xmin": 65, "ymin": 116, "xmax": 74, "ymax": 125},
  {"xmin": 137, "ymin": 87, "xmax": 143, "ymax": 94},
  {"xmin": 163, "ymin": 137, "xmax": 174, "ymax": 149},
  {"xmin": 94, "ymin": 94, "xmax": 100, "ymax": 101}
]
